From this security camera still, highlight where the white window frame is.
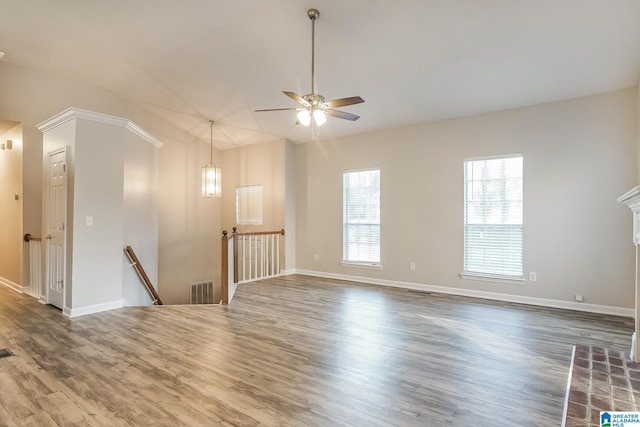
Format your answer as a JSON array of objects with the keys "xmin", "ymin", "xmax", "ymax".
[
  {"xmin": 463, "ymin": 154, "xmax": 524, "ymax": 282},
  {"xmin": 236, "ymin": 185, "xmax": 263, "ymax": 225},
  {"xmin": 342, "ymin": 168, "xmax": 381, "ymax": 269}
]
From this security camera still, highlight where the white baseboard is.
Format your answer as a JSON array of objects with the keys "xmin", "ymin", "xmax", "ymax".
[
  {"xmin": 294, "ymin": 269, "xmax": 634, "ymax": 318},
  {"xmin": 66, "ymin": 299, "xmax": 125, "ymax": 318},
  {"xmin": 0, "ymin": 276, "xmax": 24, "ymax": 293}
]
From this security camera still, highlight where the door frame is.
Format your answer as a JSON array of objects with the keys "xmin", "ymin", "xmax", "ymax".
[{"xmin": 44, "ymin": 146, "xmax": 69, "ymax": 310}]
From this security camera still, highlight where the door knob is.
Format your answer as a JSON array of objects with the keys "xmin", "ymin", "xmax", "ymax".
[{"xmin": 46, "ymin": 235, "xmax": 52, "ymax": 240}]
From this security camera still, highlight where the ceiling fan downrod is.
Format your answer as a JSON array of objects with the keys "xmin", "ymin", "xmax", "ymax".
[{"xmin": 308, "ymin": 9, "xmax": 319, "ymax": 97}]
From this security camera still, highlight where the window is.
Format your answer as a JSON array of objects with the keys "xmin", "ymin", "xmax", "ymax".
[
  {"xmin": 464, "ymin": 154, "xmax": 523, "ymax": 280},
  {"xmin": 236, "ymin": 185, "xmax": 263, "ymax": 225},
  {"xmin": 343, "ymin": 169, "xmax": 380, "ymax": 266}
]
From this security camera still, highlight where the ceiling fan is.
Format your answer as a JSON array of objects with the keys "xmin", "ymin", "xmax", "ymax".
[{"xmin": 255, "ymin": 8, "xmax": 364, "ymax": 127}]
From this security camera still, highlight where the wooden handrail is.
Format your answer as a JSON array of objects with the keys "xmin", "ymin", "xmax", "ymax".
[
  {"xmin": 24, "ymin": 233, "xmax": 42, "ymax": 242},
  {"xmin": 124, "ymin": 246, "xmax": 163, "ymax": 305},
  {"xmin": 232, "ymin": 228, "xmax": 285, "ymax": 237}
]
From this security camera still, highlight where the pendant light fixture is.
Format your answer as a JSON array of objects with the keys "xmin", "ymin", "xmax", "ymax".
[{"xmin": 202, "ymin": 120, "xmax": 222, "ymax": 198}]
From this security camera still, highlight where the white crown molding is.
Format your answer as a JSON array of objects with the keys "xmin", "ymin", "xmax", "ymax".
[
  {"xmin": 36, "ymin": 107, "xmax": 163, "ymax": 148},
  {"xmin": 125, "ymin": 121, "xmax": 163, "ymax": 148},
  {"xmin": 618, "ymin": 186, "xmax": 640, "ymax": 207},
  {"xmin": 294, "ymin": 269, "xmax": 634, "ymax": 318}
]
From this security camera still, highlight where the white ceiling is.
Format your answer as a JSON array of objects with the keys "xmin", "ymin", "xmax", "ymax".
[{"xmin": 2, "ymin": 0, "xmax": 640, "ymax": 149}]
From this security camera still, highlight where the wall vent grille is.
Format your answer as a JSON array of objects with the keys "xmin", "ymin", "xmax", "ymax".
[{"xmin": 190, "ymin": 281, "xmax": 214, "ymax": 304}]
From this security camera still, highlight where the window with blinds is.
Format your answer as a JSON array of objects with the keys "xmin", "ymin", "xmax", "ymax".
[
  {"xmin": 343, "ymin": 169, "xmax": 381, "ymax": 266},
  {"xmin": 236, "ymin": 185, "xmax": 263, "ymax": 225},
  {"xmin": 463, "ymin": 155, "xmax": 523, "ymax": 280}
]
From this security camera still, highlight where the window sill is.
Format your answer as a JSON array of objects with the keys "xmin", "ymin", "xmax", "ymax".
[
  {"xmin": 460, "ymin": 273, "xmax": 525, "ymax": 286},
  {"xmin": 342, "ymin": 261, "xmax": 382, "ymax": 271}
]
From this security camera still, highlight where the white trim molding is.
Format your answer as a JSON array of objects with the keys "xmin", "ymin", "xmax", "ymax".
[
  {"xmin": 36, "ymin": 107, "xmax": 163, "ymax": 148},
  {"xmin": 0, "ymin": 276, "xmax": 24, "ymax": 293},
  {"xmin": 618, "ymin": 186, "xmax": 640, "ymax": 362},
  {"xmin": 295, "ymin": 269, "xmax": 634, "ymax": 318},
  {"xmin": 65, "ymin": 299, "xmax": 125, "ymax": 318}
]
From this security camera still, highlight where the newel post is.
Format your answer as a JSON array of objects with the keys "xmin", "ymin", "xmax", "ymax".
[
  {"xmin": 221, "ymin": 230, "xmax": 229, "ymax": 305},
  {"xmin": 232, "ymin": 227, "xmax": 239, "ymax": 284}
]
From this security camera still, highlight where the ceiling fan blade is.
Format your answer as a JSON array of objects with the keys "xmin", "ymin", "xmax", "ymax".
[
  {"xmin": 283, "ymin": 91, "xmax": 310, "ymax": 107},
  {"xmin": 255, "ymin": 107, "xmax": 300, "ymax": 112},
  {"xmin": 326, "ymin": 109, "xmax": 360, "ymax": 121},
  {"xmin": 324, "ymin": 96, "xmax": 365, "ymax": 108}
]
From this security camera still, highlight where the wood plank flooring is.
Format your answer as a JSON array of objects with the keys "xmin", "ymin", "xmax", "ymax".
[{"xmin": 0, "ymin": 275, "xmax": 634, "ymax": 426}]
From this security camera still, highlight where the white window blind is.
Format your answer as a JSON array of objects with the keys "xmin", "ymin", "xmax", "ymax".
[
  {"xmin": 236, "ymin": 185, "xmax": 263, "ymax": 225},
  {"xmin": 464, "ymin": 155, "xmax": 523, "ymax": 279},
  {"xmin": 343, "ymin": 169, "xmax": 380, "ymax": 265}
]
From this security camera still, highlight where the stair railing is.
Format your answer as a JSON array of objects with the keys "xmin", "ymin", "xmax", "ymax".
[
  {"xmin": 221, "ymin": 227, "xmax": 284, "ymax": 304},
  {"xmin": 124, "ymin": 246, "xmax": 163, "ymax": 305}
]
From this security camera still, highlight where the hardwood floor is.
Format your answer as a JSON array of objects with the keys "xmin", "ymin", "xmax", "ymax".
[{"xmin": 0, "ymin": 275, "xmax": 634, "ymax": 426}]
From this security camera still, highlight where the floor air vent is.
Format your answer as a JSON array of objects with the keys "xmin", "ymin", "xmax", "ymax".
[
  {"xmin": 0, "ymin": 349, "xmax": 13, "ymax": 359},
  {"xmin": 190, "ymin": 281, "xmax": 215, "ymax": 304}
]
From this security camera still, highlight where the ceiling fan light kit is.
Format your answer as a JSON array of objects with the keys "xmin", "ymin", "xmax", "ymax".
[{"xmin": 255, "ymin": 8, "xmax": 364, "ymax": 127}]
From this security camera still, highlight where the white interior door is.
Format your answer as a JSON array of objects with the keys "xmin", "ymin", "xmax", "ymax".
[{"xmin": 46, "ymin": 148, "xmax": 67, "ymax": 309}]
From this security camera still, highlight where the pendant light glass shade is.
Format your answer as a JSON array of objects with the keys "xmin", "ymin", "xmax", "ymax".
[
  {"xmin": 202, "ymin": 164, "xmax": 222, "ymax": 198},
  {"xmin": 202, "ymin": 120, "xmax": 222, "ymax": 198}
]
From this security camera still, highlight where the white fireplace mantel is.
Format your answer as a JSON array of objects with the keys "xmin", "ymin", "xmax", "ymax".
[{"xmin": 618, "ymin": 185, "xmax": 640, "ymax": 362}]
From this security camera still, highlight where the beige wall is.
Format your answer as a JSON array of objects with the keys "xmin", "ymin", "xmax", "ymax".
[
  {"xmin": 0, "ymin": 123, "xmax": 23, "ymax": 288},
  {"xmin": 40, "ymin": 114, "xmax": 161, "ymax": 313},
  {"xmin": 0, "ymin": 62, "xmax": 222, "ymax": 307},
  {"xmin": 219, "ymin": 139, "xmax": 288, "ymax": 280},
  {"xmin": 22, "ymin": 124, "xmax": 43, "ymax": 291},
  {"xmin": 295, "ymin": 89, "xmax": 638, "ymax": 309},
  {"xmin": 221, "ymin": 139, "xmax": 286, "ymax": 232},
  {"xmin": 123, "ymin": 130, "xmax": 159, "ymax": 306},
  {"xmin": 638, "ymin": 82, "xmax": 640, "ymax": 182},
  {"xmin": 284, "ymin": 140, "xmax": 297, "ymax": 272},
  {"xmin": 157, "ymin": 130, "xmax": 221, "ymax": 305},
  {"xmin": 2, "ymin": 59, "xmax": 638, "ymax": 312}
]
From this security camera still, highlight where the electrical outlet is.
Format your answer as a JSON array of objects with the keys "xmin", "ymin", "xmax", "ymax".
[
  {"xmin": 575, "ymin": 294, "xmax": 584, "ymax": 302},
  {"xmin": 409, "ymin": 262, "xmax": 415, "ymax": 271},
  {"xmin": 314, "ymin": 254, "xmax": 318, "ymax": 262},
  {"xmin": 529, "ymin": 272, "xmax": 537, "ymax": 282}
]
